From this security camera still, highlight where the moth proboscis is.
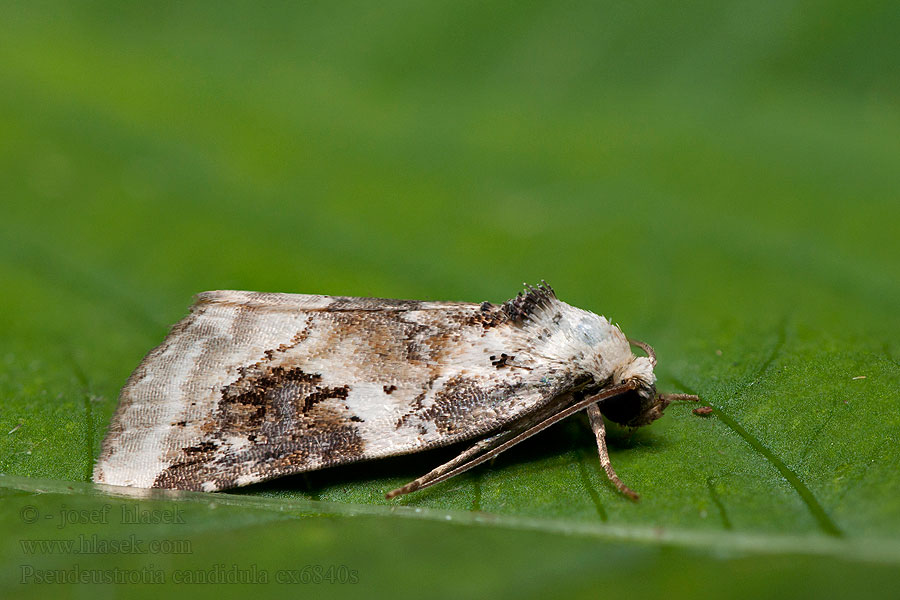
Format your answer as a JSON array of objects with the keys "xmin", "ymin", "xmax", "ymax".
[{"xmin": 93, "ymin": 282, "xmax": 699, "ymax": 500}]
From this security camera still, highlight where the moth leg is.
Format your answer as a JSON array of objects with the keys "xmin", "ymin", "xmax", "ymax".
[
  {"xmin": 385, "ymin": 430, "xmax": 515, "ymax": 499},
  {"xmin": 386, "ymin": 382, "xmax": 639, "ymax": 500},
  {"xmin": 658, "ymin": 392, "xmax": 700, "ymax": 406},
  {"xmin": 586, "ymin": 402, "xmax": 640, "ymax": 501},
  {"xmin": 385, "ymin": 397, "xmax": 574, "ymax": 499}
]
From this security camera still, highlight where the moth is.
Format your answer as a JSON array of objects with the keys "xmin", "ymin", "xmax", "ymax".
[{"xmin": 93, "ymin": 283, "xmax": 698, "ymax": 500}]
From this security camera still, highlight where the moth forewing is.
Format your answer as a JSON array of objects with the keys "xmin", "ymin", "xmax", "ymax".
[{"xmin": 93, "ymin": 283, "xmax": 697, "ymax": 499}]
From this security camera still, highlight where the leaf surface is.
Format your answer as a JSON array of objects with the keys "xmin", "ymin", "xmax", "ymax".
[{"xmin": 1, "ymin": 2, "xmax": 898, "ymax": 597}]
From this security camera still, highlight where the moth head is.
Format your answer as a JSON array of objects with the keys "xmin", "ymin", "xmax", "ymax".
[{"xmin": 598, "ymin": 340, "xmax": 666, "ymax": 428}]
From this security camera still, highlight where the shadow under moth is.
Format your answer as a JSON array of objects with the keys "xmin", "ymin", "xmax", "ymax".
[{"xmin": 93, "ymin": 283, "xmax": 699, "ymax": 500}]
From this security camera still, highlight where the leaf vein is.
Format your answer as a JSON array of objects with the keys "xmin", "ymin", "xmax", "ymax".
[{"xmin": 706, "ymin": 475, "xmax": 733, "ymax": 530}]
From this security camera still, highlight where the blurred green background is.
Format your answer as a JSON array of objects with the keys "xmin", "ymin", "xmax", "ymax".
[{"xmin": 1, "ymin": 1, "xmax": 899, "ymax": 598}]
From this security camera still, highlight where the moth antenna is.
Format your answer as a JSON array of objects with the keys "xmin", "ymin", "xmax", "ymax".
[{"xmin": 627, "ymin": 338, "xmax": 656, "ymax": 367}]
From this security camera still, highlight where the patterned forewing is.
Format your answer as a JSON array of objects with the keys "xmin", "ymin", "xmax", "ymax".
[{"xmin": 93, "ymin": 291, "xmax": 580, "ymax": 491}]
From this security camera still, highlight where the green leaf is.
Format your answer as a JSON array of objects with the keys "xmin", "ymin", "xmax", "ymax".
[{"xmin": 1, "ymin": 1, "xmax": 899, "ymax": 597}]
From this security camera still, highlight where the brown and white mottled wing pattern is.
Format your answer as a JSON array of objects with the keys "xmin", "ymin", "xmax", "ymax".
[{"xmin": 93, "ymin": 289, "xmax": 590, "ymax": 491}]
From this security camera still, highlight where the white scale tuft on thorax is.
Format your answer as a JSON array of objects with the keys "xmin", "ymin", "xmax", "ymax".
[{"xmin": 525, "ymin": 297, "xmax": 656, "ymax": 389}]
